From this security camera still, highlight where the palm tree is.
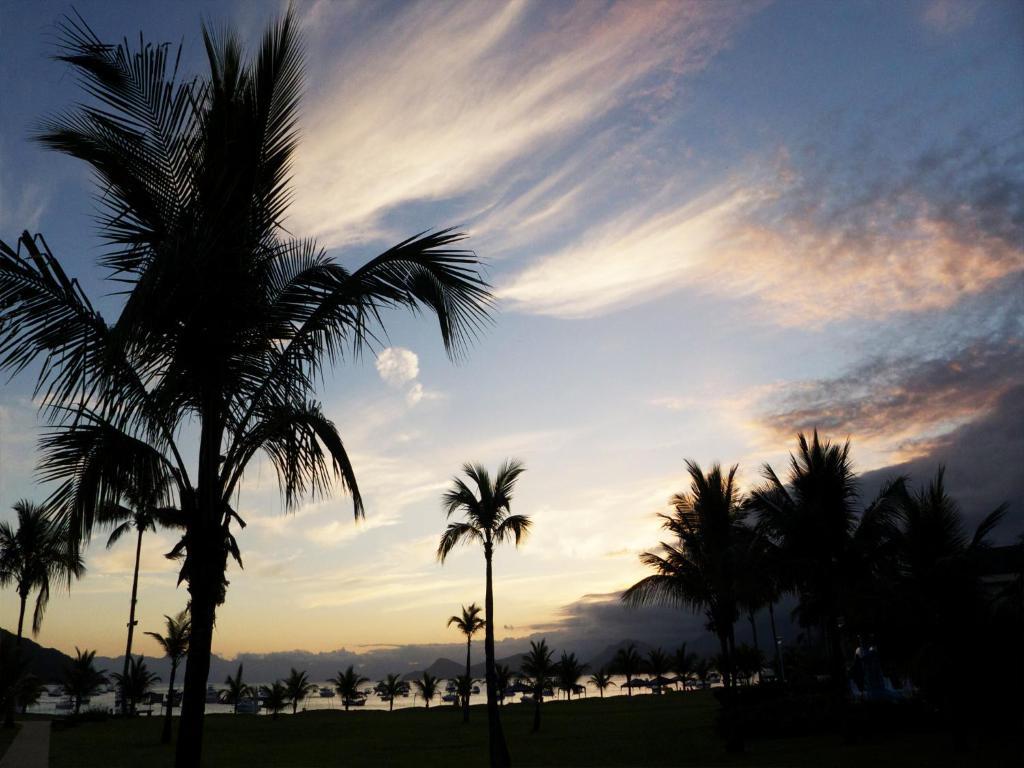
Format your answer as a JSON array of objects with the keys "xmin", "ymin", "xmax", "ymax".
[
  {"xmin": 62, "ymin": 648, "xmax": 108, "ymax": 715},
  {"xmin": 98, "ymin": 479, "xmax": 184, "ymax": 716},
  {"xmin": 646, "ymin": 648, "xmax": 671, "ymax": 694},
  {"xmin": 494, "ymin": 663, "xmax": 512, "ymax": 705},
  {"xmin": 0, "ymin": 501, "xmax": 85, "ymax": 644},
  {"xmin": 748, "ymin": 432, "xmax": 860, "ymax": 691},
  {"xmin": 447, "ymin": 603, "xmax": 485, "ymax": 722},
  {"xmin": 1, "ymin": 501, "xmax": 84, "ymax": 726},
  {"xmin": 0, "ymin": 11, "xmax": 493, "ymax": 766},
  {"xmin": 612, "ymin": 643, "xmax": 642, "ymax": 697},
  {"xmin": 555, "ymin": 651, "xmax": 588, "ymax": 700},
  {"xmin": 112, "ymin": 655, "xmax": 160, "ymax": 715},
  {"xmin": 260, "ymin": 682, "xmax": 289, "ymax": 719},
  {"xmin": 222, "ymin": 665, "xmax": 252, "ymax": 714},
  {"xmin": 283, "ymin": 668, "xmax": 317, "ymax": 715},
  {"xmin": 438, "ymin": 460, "xmax": 529, "ymax": 767},
  {"xmin": 588, "ymin": 668, "xmax": 615, "ymax": 698},
  {"xmin": 145, "ymin": 610, "xmax": 190, "ymax": 742},
  {"xmin": 623, "ymin": 462, "xmax": 748, "ymax": 691},
  {"xmin": 380, "ymin": 674, "xmax": 403, "ymax": 712},
  {"xmin": 412, "ymin": 672, "xmax": 439, "ymax": 708},
  {"xmin": 673, "ymin": 644, "xmax": 697, "ymax": 690},
  {"xmin": 15, "ymin": 675, "xmax": 45, "ymax": 715},
  {"xmin": 520, "ymin": 639, "xmax": 555, "ymax": 733},
  {"xmin": 329, "ymin": 666, "xmax": 369, "ymax": 711}
]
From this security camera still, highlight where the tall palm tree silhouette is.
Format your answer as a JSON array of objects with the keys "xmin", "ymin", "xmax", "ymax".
[
  {"xmin": 61, "ymin": 648, "xmax": 107, "ymax": 716},
  {"xmin": 623, "ymin": 462, "xmax": 748, "ymax": 691},
  {"xmin": 145, "ymin": 610, "xmax": 190, "ymax": 743},
  {"xmin": 112, "ymin": 655, "xmax": 160, "ymax": 717},
  {"xmin": 0, "ymin": 10, "xmax": 492, "ymax": 765},
  {"xmin": 749, "ymin": 432, "xmax": 859, "ymax": 692},
  {"xmin": 555, "ymin": 651, "xmax": 588, "ymax": 700},
  {"xmin": 588, "ymin": 668, "xmax": 615, "ymax": 698},
  {"xmin": 99, "ymin": 478, "xmax": 183, "ymax": 715},
  {"xmin": 222, "ymin": 664, "xmax": 252, "ymax": 714},
  {"xmin": 438, "ymin": 460, "xmax": 530, "ymax": 768},
  {"xmin": 283, "ymin": 668, "xmax": 317, "ymax": 715},
  {"xmin": 447, "ymin": 603, "xmax": 485, "ymax": 722},
  {"xmin": 412, "ymin": 672, "xmax": 439, "ymax": 708}
]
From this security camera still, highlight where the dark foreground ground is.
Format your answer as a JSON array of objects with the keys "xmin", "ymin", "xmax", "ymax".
[{"xmin": 43, "ymin": 691, "xmax": 1019, "ymax": 767}]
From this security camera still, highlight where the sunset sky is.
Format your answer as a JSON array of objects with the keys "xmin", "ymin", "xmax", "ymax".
[{"xmin": 1, "ymin": 0, "xmax": 1021, "ymax": 662}]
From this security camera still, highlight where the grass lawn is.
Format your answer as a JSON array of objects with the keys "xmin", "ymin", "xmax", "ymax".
[
  {"xmin": 0, "ymin": 723, "xmax": 18, "ymax": 760},
  {"xmin": 49, "ymin": 691, "xmax": 1017, "ymax": 767}
]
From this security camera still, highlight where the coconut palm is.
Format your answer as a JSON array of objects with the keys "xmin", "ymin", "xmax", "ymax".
[
  {"xmin": 520, "ymin": 639, "xmax": 555, "ymax": 733},
  {"xmin": 612, "ymin": 643, "xmax": 642, "ymax": 697},
  {"xmin": 0, "ymin": 501, "xmax": 84, "ymax": 726},
  {"xmin": 380, "ymin": 673, "xmax": 403, "ymax": 712},
  {"xmin": 438, "ymin": 461, "xmax": 529, "ymax": 767},
  {"xmin": 145, "ymin": 610, "xmax": 190, "ymax": 742},
  {"xmin": 221, "ymin": 665, "xmax": 253, "ymax": 714},
  {"xmin": 1, "ymin": 10, "xmax": 492, "ymax": 766},
  {"xmin": 555, "ymin": 652, "xmax": 588, "ymax": 700},
  {"xmin": 283, "ymin": 668, "xmax": 316, "ymax": 715},
  {"xmin": 0, "ymin": 501, "xmax": 85, "ymax": 643},
  {"xmin": 673, "ymin": 644, "xmax": 697, "ymax": 690},
  {"xmin": 623, "ymin": 462, "xmax": 748, "ymax": 691},
  {"xmin": 260, "ymin": 682, "xmax": 289, "ymax": 719},
  {"xmin": 588, "ymin": 668, "xmax": 615, "ymax": 698},
  {"xmin": 16, "ymin": 675, "xmax": 45, "ymax": 715},
  {"xmin": 494, "ymin": 664, "xmax": 512, "ymax": 705},
  {"xmin": 412, "ymin": 672, "xmax": 439, "ymax": 708},
  {"xmin": 748, "ymin": 432, "xmax": 860, "ymax": 690},
  {"xmin": 112, "ymin": 655, "xmax": 160, "ymax": 715},
  {"xmin": 447, "ymin": 603, "xmax": 485, "ymax": 722},
  {"xmin": 62, "ymin": 648, "xmax": 108, "ymax": 715},
  {"xmin": 646, "ymin": 648, "xmax": 671, "ymax": 694},
  {"xmin": 329, "ymin": 666, "xmax": 368, "ymax": 711},
  {"xmin": 98, "ymin": 479, "xmax": 184, "ymax": 715}
]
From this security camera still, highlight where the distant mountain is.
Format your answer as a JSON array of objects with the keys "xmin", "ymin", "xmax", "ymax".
[
  {"xmin": 1, "ymin": 628, "xmax": 75, "ymax": 683},
  {"xmin": 584, "ymin": 639, "xmax": 656, "ymax": 672}
]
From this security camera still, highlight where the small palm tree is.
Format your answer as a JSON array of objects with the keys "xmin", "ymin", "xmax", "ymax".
[
  {"xmin": 16, "ymin": 675, "xmax": 45, "ymax": 715},
  {"xmin": 98, "ymin": 479, "xmax": 183, "ymax": 716},
  {"xmin": 588, "ymin": 668, "xmax": 615, "ymax": 698},
  {"xmin": 283, "ymin": 668, "xmax": 317, "ymax": 715},
  {"xmin": 447, "ymin": 603, "xmax": 485, "ymax": 722},
  {"xmin": 673, "ymin": 644, "xmax": 697, "ymax": 690},
  {"xmin": 413, "ymin": 672, "xmax": 439, "ymax": 708},
  {"xmin": 438, "ymin": 460, "xmax": 529, "ymax": 768},
  {"xmin": 145, "ymin": 610, "xmax": 190, "ymax": 742},
  {"xmin": 112, "ymin": 656, "xmax": 160, "ymax": 715},
  {"xmin": 62, "ymin": 648, "xmax": 108, "ymax": 715},
  {"xmin": 329, "ymin": 666, "xmax": 369, "ymax": 711},
  {"xmin": 261, "ymin": 682, "xmax": 289, "ymax": 719},
  {"xmin": 0, "ymin": 501, "xmax": 84, "ymax": 643},
  {"xmin": 380, "ymin": 673, "xmax": 403, "ymax": 712},
  {"xmin": 494, "ymin": 663, "xmax": 512, "ymax": 705},
  {"xmin": 612, "ymin": 643, "xmax": 642, "ymax": 697},
  {"xmin": 555, "ymin": 652, "xmax": 588, "ymax": 700},
  {"xmin": 520, "ymin": 639, "xmax": 555, "ymax": 733},
  {"xmin": 222, "ymin": 665, "xmax": 251, "ymax": 714},
  {"xmin": 646, "ymin": 648, "xmax": 670, "ymax": 694}
]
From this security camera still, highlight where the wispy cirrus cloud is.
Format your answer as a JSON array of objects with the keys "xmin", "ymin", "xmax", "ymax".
[{"xmin": 289, "ymin": 0, "xmax": 757, "ymax": 246}]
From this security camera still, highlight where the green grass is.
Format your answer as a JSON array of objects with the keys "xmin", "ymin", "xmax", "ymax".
[{"xmin": 49, "ymin": 692, "xmax": 1015, "ymax": 767}]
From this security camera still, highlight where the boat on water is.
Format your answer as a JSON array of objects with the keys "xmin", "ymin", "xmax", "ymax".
[
  {"xmin": 319, "ymin": 687, "xmax": 335, "ymax": 698},
  {"xmin": 346, "ymin": 696, "xmax": 366, "ymax": 707},
  {"xmin": 471, "ymin": 685, "xmax": 481, "ymax": 694},
  {"xmin": 236, "ymin": 698, "xmax": 258, "ymax": 714},
  {"xmin": 441, "ymin": 693, "xmax": 459, "ymax": 704}
]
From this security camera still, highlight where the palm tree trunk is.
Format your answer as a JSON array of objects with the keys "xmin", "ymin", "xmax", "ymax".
[
  {"xmin": 121, "ymin": 525, "xmax": 144, "ymax": 716},
  {"xmin": 161, "ymin": 661, "xmax": 177, "ymax": 744},
  {"xmin": 389, "ymin": 697, "xmax": 393, "ymax": 712},
  {"xmin": 483, "ymin": 540, "xmax": 510, "ymax": 768},
  {"xmin": 175, "ymin": 409, "xmax": 224, "ymax": 768},
  {"xmin": 768, "ymin": 601, "xmax": 782, "ymax": 680},
  {"xmin": 463, "ymin": 636, "xmax": 471, "ymax": 723},
  {"xmin": 4, "ymin": 593, "xmax": 28, "ymax": 727},
  {"xmin": 532, "ymin": 694, "xmax": 541, "ymax": 732},
  {"xmin": 748, "ymin": 610, "xmax": 760, "ymax": 654}
]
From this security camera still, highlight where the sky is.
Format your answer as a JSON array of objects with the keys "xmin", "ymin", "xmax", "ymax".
[{"xmin": 1, "ymin": 0, "xmax": 1022, "ymax": 663}]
